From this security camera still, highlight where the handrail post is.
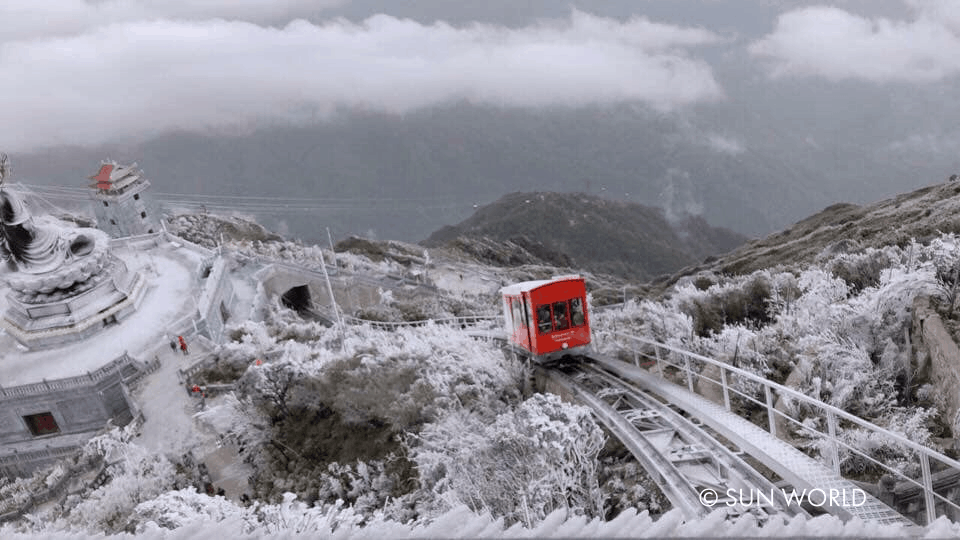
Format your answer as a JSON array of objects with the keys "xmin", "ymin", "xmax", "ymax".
[
  {"xmin": 633, "ymin": 348, "xmax": 639, "ymax": 368},
  {"xmin": 827, "ymin": 411, "xmax": 841, "ymax": 477},
  {"xmin": 655, "ymin": 345, "xmax": 664, "ymax": 379},
  {"xmin": 720, "ymin": 366, "xmax": 731, "ymax": 411},
  {"xmin": 684, "ymin": 355, "xmax": 694, "ymax": 393},
  {"xmin": 765, "ymin": 385, "xmax": 777, "ymax": 437},
  {"xmin": 921, "ymin": 452, "xmax": 936, "ymax": 525}
]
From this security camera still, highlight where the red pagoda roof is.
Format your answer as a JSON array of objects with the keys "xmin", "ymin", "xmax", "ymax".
[{"xmin": 89, "ymin": 163, "xmax": 114, "ymax": 190}]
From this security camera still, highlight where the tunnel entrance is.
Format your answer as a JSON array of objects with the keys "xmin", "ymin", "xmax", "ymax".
[{"xmin": 280, "ymin": 285, "xmax": 312, "ymax": 314}]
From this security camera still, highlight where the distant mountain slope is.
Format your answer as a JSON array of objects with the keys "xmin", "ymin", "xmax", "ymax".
[
  {"xmin": 663, "ymin": 180, "xmax": 960, "ymax": 287},
  {"xmin": 14, "ymin": 104, "xmax": 843, "ymax": 245},
  {"xmin": 422, "ymin": 192, "xmax": 745, "ymax": 281}
]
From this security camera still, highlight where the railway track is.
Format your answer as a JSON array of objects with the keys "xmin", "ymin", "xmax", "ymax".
[{"xmin": 541, "ymin": 358, "xmax": 809, "ymax": 522}]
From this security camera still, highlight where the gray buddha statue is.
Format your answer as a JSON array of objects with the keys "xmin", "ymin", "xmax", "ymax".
[{"xmin": 0, "ymin": 154, "xmax": 108, "ymax": 294}]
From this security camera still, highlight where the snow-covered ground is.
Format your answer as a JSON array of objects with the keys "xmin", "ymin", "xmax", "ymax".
[{"xmin": 430, "ymin": 261, "xmax": 505, "ymax": 297}]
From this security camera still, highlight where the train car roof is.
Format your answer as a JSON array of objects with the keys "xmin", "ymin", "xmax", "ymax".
[{"xmin": 500, "ymin": 275, "xmax": 583, "ymax": 295}]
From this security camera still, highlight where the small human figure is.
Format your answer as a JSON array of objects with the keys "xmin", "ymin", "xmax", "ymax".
[
  {"xmin": 170, "ymin": 339, "xmax": 177, "ymax": 352},
  {"xmin": 216, "ymin": 487, "xmax": 225, "ymax": 497},
  {"xmin": 178, "ymin": 335, "xmax": 188, "ymax": 355}
]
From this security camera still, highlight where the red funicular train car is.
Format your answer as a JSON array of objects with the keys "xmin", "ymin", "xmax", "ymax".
[{"xmin": 500, "ymin": 275, "xmax": 590, "ymax": 362}]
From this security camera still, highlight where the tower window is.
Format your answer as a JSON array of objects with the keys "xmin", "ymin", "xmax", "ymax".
[
  {"xmin": 24, "ymin": 412, "xmax": 59, "ymax": 436},
  {"xmin": 103, "ymin": 201, "xmax": 109, "ymax": 207},
  {"xmin": 133, "ymin": 193, "xmax": 140, "ymax": 200},
  {"xmin": 140, "ymin": 211, "xmax": 146, "ymax": 218}
]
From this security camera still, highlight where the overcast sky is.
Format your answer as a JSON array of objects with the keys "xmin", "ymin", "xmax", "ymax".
[{"xmin": 1, "ymin": 0, "xmax": 958, "ymax": 153}]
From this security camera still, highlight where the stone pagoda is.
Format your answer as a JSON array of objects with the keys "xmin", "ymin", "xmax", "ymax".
[{"xmin": 89, "ymin": 160, "xmax": 161, "ymax": 238}]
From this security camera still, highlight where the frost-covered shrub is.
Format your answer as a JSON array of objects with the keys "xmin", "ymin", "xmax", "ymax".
[
  {"xmin": 410, "ymin": 393, "xmax": 605, "ymax": 527},
  {"xmin": 827, "ymin": 249, "xmax": 896, "ymax": 295},
  {"xmin": 314, "ymin": 459, "xmax": 410, "ymax": 520},
  {"xmin": 599, "ymin": 460, "xmax": 666, "ymax": 519},
  {"xmin": 131, "ymin": 487, "xmax": 251, "ymax": 533},
  {"xmin": 591, "ymin": 299, "xmax": 693, "ymax": 350},
  {"xmin": 673, "ymin": 274, "xmax": 774, "ymax": 337},
  {"xmin": 795, "ymin": 407, "xmax": 940, "ymax": 479},
  {"xmin": 792, "ymin": 338, "xmax": 898, "ymax": 419},
  {"xmin": 0, "ymin": 476, "xmax": 40, "ymax": 516},
  {"xmin": 60, "ymin": 427, "xmax": 176, "ymax": 533}
]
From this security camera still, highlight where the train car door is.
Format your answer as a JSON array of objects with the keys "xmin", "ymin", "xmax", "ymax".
[{"xmin": 510, "ymin": 295, "xmax": 532, "ymax": 350}]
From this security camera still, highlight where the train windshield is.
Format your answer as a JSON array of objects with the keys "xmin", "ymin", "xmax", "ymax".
[
  {"xmin": 552, "ymin": 301, "xmax": 569, "ymax": 330},
  {"xmin": 571, "ymin": 297, "xmax": 585, "ymax": 326},
  {"xmin": 536, "ymin": 304, "xmax": 552, "ymax": 334}
]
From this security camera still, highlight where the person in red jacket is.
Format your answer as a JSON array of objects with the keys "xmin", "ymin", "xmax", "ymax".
[{"xmin": 178, "ymin": 335, "xmax": 188, "ymax": 355}]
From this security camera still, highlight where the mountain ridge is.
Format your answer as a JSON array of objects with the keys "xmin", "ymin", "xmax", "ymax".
[
  {"xmin": 659, "ymin": 179, "xmax": 960, "ymax": 291},
  {"xmin": 421, "ymin": 191, "xmax": 745, "ymax": 281}
]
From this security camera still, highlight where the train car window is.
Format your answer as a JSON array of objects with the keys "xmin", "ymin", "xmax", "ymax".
[
  {"xmin": 571, "ymin": 297, "xmax": 585, "ymax": 326},
  {"xmin": 536, "ymin": 304, "xmax": 552, "ymax": 334},
  {"xmin": 526, "ymin": 300, "xmax": 535, "ymax": 332},
  {"xmin": 511, "ymin": 299, "xmax": 524, "ymax": 332},
  {"xmin": 553, "ymin": 301, "xmax": 569, "ymax": 330},
  {"xmin": 520, "ymin": 297, "xmax": 530, "ymax": 330}
]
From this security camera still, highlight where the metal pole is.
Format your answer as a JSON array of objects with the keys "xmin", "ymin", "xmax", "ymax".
[
  {"xmin": 655, "ymin": 345, "xmax": 664, "ymax": 379},
  {"xmin": 827, "ymin": 411, "xmax": 841, "ymax": 476},
  {"xmin": 326, "ymin": 227, "xmax": 337, "ymax": 269},
  {"xmin": 684, "ymin": 355, "xmax": 694, "ymax": 393},
  {"xmin": 720, "ymin": 366, "xmax": 730, "ymax": 411},
  {"xmin": 765, "ymin": 386, "xmax": 777, "ymax": 437},
  {"xmin": 320, "ymin": 253, "xmax": 346, "ymax": 352},
  {"xmin": 921, "ymin": 453, "xmax": 936, "ymax": 525}
]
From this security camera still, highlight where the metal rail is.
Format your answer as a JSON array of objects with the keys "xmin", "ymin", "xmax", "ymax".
[
  {"xmin": 544, "ymin": 361, "xmax": 809, "ymax": 522},
  {"xmin": 596, "ymin": 330, "xmax": 959, "ymax": 525},
  {"xmin": 303, "ymin": 303, "xmax": 501, "ymax": 331}
]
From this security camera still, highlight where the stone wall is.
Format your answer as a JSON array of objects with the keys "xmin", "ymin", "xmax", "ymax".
[
  {"xmin": 912, "ymin": 295, "xmax": 960, "ymax": 435},
  {"xmin": 0, "ymin": 353, "xmax": 154, "ymax": 477}
]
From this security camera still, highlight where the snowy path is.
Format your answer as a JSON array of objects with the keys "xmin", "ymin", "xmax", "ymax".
[
  {"xmin": 133, "ymin": 339, "xmax": 252, "ymax": 501},
  {"xmin": 134, "ymin": 343, "xmax": 209, "ymax": 456}
]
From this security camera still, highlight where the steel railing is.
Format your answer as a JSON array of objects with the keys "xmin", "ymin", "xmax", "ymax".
[{"xmin": 596, "ymin": 330, "xmax": 960, "ymax": 525}]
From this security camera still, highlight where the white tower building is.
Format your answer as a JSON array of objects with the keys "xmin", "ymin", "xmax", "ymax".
[{"xmin": 89, "ymin": 161, "xmax": 161, "ymax": 238}]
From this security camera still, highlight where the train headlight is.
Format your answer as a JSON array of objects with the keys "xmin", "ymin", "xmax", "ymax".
[{"xmin": 562, "ymin": 342, "xmax": 569, "ymax": 350}]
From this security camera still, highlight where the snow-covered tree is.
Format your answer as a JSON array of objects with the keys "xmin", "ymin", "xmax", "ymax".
[{"xmin": 410, "ymin": 393, "xmax": 605, "ymax": 527}]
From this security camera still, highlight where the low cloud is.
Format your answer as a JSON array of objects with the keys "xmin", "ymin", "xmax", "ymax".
[
  {"xmin": 0, "ymin": 10, "xmax": 722, "ymax": 152},
  {"xmin": 888, "ymin": 131, "xmax": 960, "ymax": 155},
  {"xmin": 0, "ymin": 0, "xmax": 347, "ymax": 42},
  {"xmin": 750, "ymin": 2, "xmax": 960, "ymax": 83}
]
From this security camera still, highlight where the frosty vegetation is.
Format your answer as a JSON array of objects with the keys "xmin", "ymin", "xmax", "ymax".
[
  {"xmin": 8, "ymin": 230, "xmax": 960, "ymax": 536},
  {"xmin": 198, "ymin": 301, "xmax": 617, "ymax": 528}
]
